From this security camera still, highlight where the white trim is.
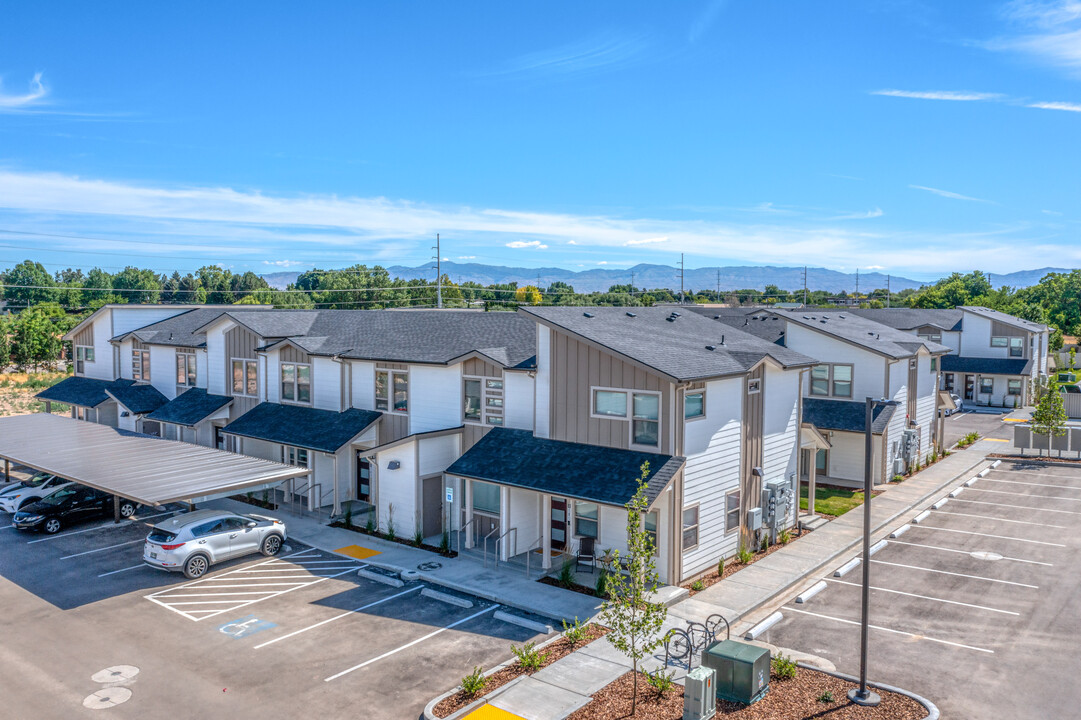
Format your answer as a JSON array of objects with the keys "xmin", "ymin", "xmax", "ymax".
[{"xmin": 230, "ymin": 357, "xmax": 259, "ymax": 398}]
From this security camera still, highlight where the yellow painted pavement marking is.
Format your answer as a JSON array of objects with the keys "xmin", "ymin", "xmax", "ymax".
[
  {"xmin": 983, "ymin": 438, "xmax": 1009, "ymax": 442},
  {"xmin": 1002, "ymin": 418, "xmax": 1028, "ymax": 423},
  {"xmin": 462, "ymin": 705, "xmax": 527, "ymax": 720},
  {"xmin": 334, "ymin": 544, "xmax": 382, "ymax": 560}
]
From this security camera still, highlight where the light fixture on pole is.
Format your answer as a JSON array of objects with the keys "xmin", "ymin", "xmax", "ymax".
[{"xmin": 849, "ymin": 396, "xmax": 897, "ymax": 707}]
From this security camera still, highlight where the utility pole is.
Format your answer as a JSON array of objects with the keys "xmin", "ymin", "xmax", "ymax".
[
  {"xmin": 432, "ymin": 234, "xmax": 443, "ymax": 309},
  {"xmin": 716, "ymin": 269, "xmax": 720, "ymax": 301},
  {"xmin": 679, "ymin": 253, "xmax": 685, "ymax": 304},
  {"xmin": 630, "ymin": 270, "xmax": 635, "ymax": 294},
  {"xmin": 855, "ymin": 269, "xmax": 860, "ymax": 299},
  {"xmin": 802, "ymin": 266, "xmax": 808, "ymax": 306},
  {"xmin": 887, "ymin": 275, "xmax": 891, "ymax": 308}
]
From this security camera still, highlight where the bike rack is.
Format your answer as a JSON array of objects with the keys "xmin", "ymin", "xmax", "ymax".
[{"xmin": 662, "ymin": 611, "xmax": 731, "ymax": 669}]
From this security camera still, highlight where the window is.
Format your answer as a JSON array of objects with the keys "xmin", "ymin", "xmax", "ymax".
[
  {"xmin": 747, "ymin": 378, "xmax": 761, "ymax": 394},
  {"xmin": 644, "ymin": 511, "xmax": 658, "ymax": 552},
  {"xmin": 909, "ymin": 358, "xmax": 917, "ymax": 370},
  {"xmin": 810, "ymin": 365, "xmax": 829, "ymax": 396},
  {"xmin": 832, "ymin": 365, "xmax": 852, "ymax": 398},
  {"xmin": 486, "ymin": 415, "xmax": 504, "ymax": 425},
  {"xmin": 465, "ymin": 374, "xmax": 505, "ymax": 425},
  {"xmin": 472, "ymin": 481, "xmax": 500, "ymax": 515},
  {"xmin": 376, "ymin": 370, "xmax": 408, "ymax": 413},
  {"xmin": 1009, "ymin": 337, "xmax": 1024, "ymax": 358},
  {"xmin": 132, "ymin": 349, "xmax": 151, "ymax": 382},
  {"xmin": 575, "ymin": 501, "xmax": 598, "ymax": 539},
  {"xmin": 283, "ymin": 446, "xmax": 308, "ymax": 467},
  {"xmin": 682, "ymin": 505, "xmax": 699, "ymax": 550},
  {"xmin": 685, "ymin": 391, "xmax": 705, "ymax": 420},
  {"xmin": 176, "ymin": 352, "xmax": 196, "ymax": 387},
  {"xmin": 944, "ymin": 373, "xmax": 955, "ymax": 391},
  {"xmin": 75, "ymin": 346, "xmax": 94, "ymax": 374},
  {"xmin": 593, "ymin": 389, "xmax": 628, "ymax": 418},
  {"xmin": 375, "ymin": 371, "xmax": 389, "ymax": 410},
  {"xmin": 918, "ymin": 332, "xmax": 942, "ymax": 343},
  {"xmin": 991, "ymin": 336, "xmax": 1008, "ymax": 348},
  {"xmin": 393, "ymin": 373, "xmax": 409, "ymax": 411},
  {"xmin": 486, "ymin": 379, "xmax": 504, "ymax": 391},
  {"xmin": 1008, "ymin": 379, "xmax": 1022, "ymax": 395},
  {"xmin": 725, "ymin": 490, "xmax": 741, "ymax": 534},
  {"xmin": 980, "ymin": 377, "xmax": 994, "ymax": 395},
  {"xmin": 931, "ymin": 358, "xmax": 937, "ymax": 372},
  {"xmin": 281, "ymin": 363, "xmax": 311, "ymax": 403},
  {"xmin": 632, "ymin": 393, "xmax": 660, "ymax": 446},
  {"xmin": 486, "ymin": 396, "xmax": 503, "ymax": 408},
  {"xmin": 232, "ymin": 359, "xmax": 258, "ymax": 397},
  {"xmin": 463, "ymin": 379, "xmax": 481, "ymax": 421}
]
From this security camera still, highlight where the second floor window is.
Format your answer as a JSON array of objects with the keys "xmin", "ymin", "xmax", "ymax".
[
  {"xmin": 281, "ymin": 363, "xmax": 311, "ymax": 403},
  {"xmin": 591, "ymin": 388, "xmax": 661, "ymax": 447},
  {"xmin": 133, "ymin": 349, "xmax": 150, "ymax": 382},
  {"xmin": 232, "ymin": 359, "xmax": 258, "ymax": 397},
  {"xmin": 810, "ymin": 364, "xmax": 852, "ymax": 398},
  {"xmin": 376, "ymin": 370, "xmax": 408, "ymax": 413},
  {"xmin": 464, "ymin": 376, "xmax": 504, "ymax": 426},
  {"xmin": 176, "ymin": 352, "xmax": 196, "ymax": 387},
  {"xmin": 684, "ymin": 391, "xmax": 705, "ymax": 420},
  {"xmin": 1009, "ymin": 337, "xmax": 1024, "ymax": 357},
  {"xmin": 810, "ymin": 365, "xmax": 829, "ymax": 395},
  {"xmin": 75, "ymin": 346, "xmax": 95, "ymax": 374}
]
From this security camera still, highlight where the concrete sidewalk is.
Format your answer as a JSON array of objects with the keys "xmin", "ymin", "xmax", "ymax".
[{"xmin": 206, "ymin": 496, "xmax": 600, "ymax": 624}]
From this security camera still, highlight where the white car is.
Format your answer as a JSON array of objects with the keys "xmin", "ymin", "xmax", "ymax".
[
  {"xmin": 0, "ymin": 473, "xmax": 72, "ymax": 513},
  {"xmin": 944, "ymin": 393, "xmax": 964, "ymax": 416}
]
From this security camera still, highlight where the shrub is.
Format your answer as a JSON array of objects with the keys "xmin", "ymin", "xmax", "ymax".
[
  {"xmin": 717, "ymin": 558, "xmax": 726, "ymax": 576},
  {"xmin": 511, "ymin": 641, "xmax": 548, "ymax": 672},
  {"xmin": 558, "ymin": 559, "xmax": 575, "ymax": 588},
  {"xmin": 440, "ymin": 530, "xmax": 451, "ymax": 554},
  {"xmin": 461, "ymin": 666, "xmax": 487, "ymax": 697},
  {"xmin": 737, "ymin": 544, "xmax": 754, "ymax": 565},
  {"xmin": 343, "ymin": 503, "xmax": 353, "ymax": 528},
  {"xmin": 385, "ymin": 503, "xmax": 396, "ymax": 541},
  {"xmin": 562, "ymin": 617, "xmax": 588, "ymax": 645},
  {"xmin": 930, "ymin": 449, "xmax": 938, "ymax": 464},
  {"xmin": 365, "ymin": 515, "xmax": 376, "ymax": 534},
  {"xmin": 778, "ymin": 528, "xmax": 792, "ymax": 544},
  {"xmin": 817, "ymin": 689, "xmax": 834, "ymax": 703},
  {"xmin": 690, "ymin": 580, "xmax": 705, "ymax": 592},
  {"xmin": 413, "ymin": 527, "xmax": 424, "ymax": 547},
  {"xmin": 595, "ymin": 572, "xmax": 609, "ymax": 598},
  {"xmin": 760, "ymin": 535, "xmax": 769, "ymax": 552},
  {"xmin": 645, "ymin": 667, "xmax": 676, "ymax": 697},
  {"xmin": 771, "ymin": 653, "xmax": 797, "ymax": 680},
  {"xmin": 891, "ymin": 474, "xmax": 905, "ymax": 483}
]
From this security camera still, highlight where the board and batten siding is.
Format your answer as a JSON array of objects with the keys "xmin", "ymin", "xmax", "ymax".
[
  {"xmin": 547, "ymin": 328, "xmax": 673, "ymax": 454},
  {"xmin": 224, "ymin": 325, "xmax": 260, "ymax": 419},
  {"xmin": 762, "ymin": 364, "xmax": 801, "ymax": 486},
  {"xmin": 72, "ymin": 324, "xmax": 94, "ymax": 351}
]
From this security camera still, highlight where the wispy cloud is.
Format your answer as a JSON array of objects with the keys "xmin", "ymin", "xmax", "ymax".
[
  {"xmin": 830, "ymin": 208, "xmax": 884, "ymax": 220},
  {"xmin": 909, "ymin": 185, "xmax": 992, "ymax": 203},
  {"xmin": 624, "ymin": 236, "xmax": 668, "ymax": 246},
  {"xmin": 1028, "ymin": 100, "xmax": 1081, "ymax": 111},
  {"xmin": 263, "ymin": 259, "xmax": 305, "ymax": 267},
  {"xmin": 0, "ymin": 72, "xmax": 47, "ymax": 111},
  {"xmin": 983, "ymin": 1, "xmax": 1081, "ymax": 76},
  {"xmin": 689, "ymin": 0, "xmax": 728, "ymax": 44},
  {"xmin": 506, "ymin": 240, "xmax": 548, "ymax": 249},
  {"xmin": 871, "ymin": 89, "xmax": 1004, "ymax": 101},
  {"xmin": 490, "ymin": 31, "xmax": 651, "ymax": 79},
  {"xmin": 1043, "ymin": 209, "xmax": 1064, "ymax": 215},
  {"xmin": 457, "ymin": 255, "xmax": 476, "ymax": 260}
]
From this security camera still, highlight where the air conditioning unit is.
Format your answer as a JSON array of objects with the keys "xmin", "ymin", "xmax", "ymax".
[
  {"xmin": 892, "ymin": 458, "xmax": 907, "ymax": 477},
  {"xmin": 702, "ymin": 639, "xmax": 770, "ymax": 705},
  {"xmin": 683, "ymin": 665, "xmax": 717, "ymax": 720}
]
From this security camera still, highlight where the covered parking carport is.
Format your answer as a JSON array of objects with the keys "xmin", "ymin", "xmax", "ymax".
[{"xmin": 0, "ymin": 414, "xmax": 311, "ymax": 521}]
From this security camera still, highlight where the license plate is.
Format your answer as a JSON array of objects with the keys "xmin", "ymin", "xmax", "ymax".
[{"xmin": 150, "ymin": 552, "xmax": 157, "ymax": 559}]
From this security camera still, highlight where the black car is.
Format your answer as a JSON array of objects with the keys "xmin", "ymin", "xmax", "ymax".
[{"xmin": 13, "ymin": 485, "xmax": 137, "ymax": 534}]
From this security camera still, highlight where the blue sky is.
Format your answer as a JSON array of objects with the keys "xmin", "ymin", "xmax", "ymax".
[{"xmin": 0, "ymin": 0, "xmax": 1078, "ymax": 282}]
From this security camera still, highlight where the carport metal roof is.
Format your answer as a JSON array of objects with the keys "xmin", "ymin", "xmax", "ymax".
[{"xmin": 0, "ymin": 414, "xmax": 310, "ymax": 506}]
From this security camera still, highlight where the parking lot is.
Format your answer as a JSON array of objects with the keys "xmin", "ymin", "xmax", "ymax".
[
  {"xmin": 0, "ymin": 489, "xmax": 548, "ymax": 719},
  {"xmin": 766, "ymin": 459, "xmax": 1081, "ymax": 720},
  {"xmin": 942, "ymin": 407, "xmax": 1015, "ymax": 448}
]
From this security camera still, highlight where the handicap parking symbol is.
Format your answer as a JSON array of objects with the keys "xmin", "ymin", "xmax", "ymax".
[{"xmin": 217, "ymin": 615, "xmax": 277, "ymax": 639}]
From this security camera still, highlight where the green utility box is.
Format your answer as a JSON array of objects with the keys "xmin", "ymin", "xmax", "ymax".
[{"xmin": 701, "ymin": 639, "xmax": 770, "ymax": 705}]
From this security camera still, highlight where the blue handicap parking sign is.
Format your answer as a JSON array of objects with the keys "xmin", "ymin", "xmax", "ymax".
[{"xmin": 217, "ymin": 615, "xmax": 277, "ymax": 639}]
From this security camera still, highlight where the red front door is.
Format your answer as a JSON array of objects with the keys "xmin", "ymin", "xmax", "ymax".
[{"xmin": 551, "ymin": 498, "xmax": 567, "ymax": 552}]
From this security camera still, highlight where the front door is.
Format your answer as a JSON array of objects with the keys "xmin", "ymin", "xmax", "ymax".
[
  {"xmin": 422, "ymin": 476, "xmax": 442, "ymax": 538},
  {"xmin": 356, "ymin": 455, "xmax": 372, "ymax": 503},
  {"xmin": 551, "ymin": 498, "xmax": 568, "ymax": 552},
  {"xmin": 815, "ymin": 449, "xmax": 828, "ymax": 476},
  {"xmin": 964, "ymin": 374, "xmax": 975, "ymax": 401}
]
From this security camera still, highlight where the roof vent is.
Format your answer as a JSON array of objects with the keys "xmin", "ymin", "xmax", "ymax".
[
  {"xmin": 671, "ymin": 312, "xmax": 681, "ymax": 318},
  {"xmin": 666, "ymin": 316, "xmax": 676, "ymax": 322},
  {"xmin": 706, "ymin": 345, "xmax": 715, "ymax": 351},
  {"xmin": 721, "ymin": 334, "xmax": 725, "ymax": 345},
  {"xmin": 820, "ymin": 319, "xmax": 828, "ymax": 323},
  {"xmin": 583, "ymin": 312, "xmax": 594, "ymax": 318},
  {"xmin": 839, "ymin": 314, "xmax": 847, "ymax": 319},
  {"xmin": 743, "ymin": 319, "xmax": 749, "ymax": 325},
  {"xmin": 626, "ymin": 312, "xmax": 636, "ymax": 318}
]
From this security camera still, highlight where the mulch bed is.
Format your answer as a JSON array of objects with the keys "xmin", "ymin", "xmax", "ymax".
[
  {"xmin": 568, "ymin": 667, "xmax": 928, "ymax": 720},
  {"xmin": 432, "ymin": 624, "xmax": 609, "ymax": 718},
  {"xmin": 682, "ymin": 533, "xmax": 806, "ymax": 597},
  {"xmin": 538, "ymin": 574, "xmax": 605, "ymax": 597},
  {"xmin": 327, "ymin": 521, "xmax": 457, "ymax": 558},
  {"xmin": 988, "ymin": 452, "xmax": 1081, "ymax": 465}
]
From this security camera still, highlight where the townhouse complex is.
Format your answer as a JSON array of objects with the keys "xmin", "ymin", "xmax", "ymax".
[{"xmin": 36, "ymin": 302, "xmax": 1049, "ymax": 586}]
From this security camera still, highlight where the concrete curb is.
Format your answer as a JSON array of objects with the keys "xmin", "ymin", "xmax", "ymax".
[
  {"xmin": 494, "ymin": 609, "xmax": 553, "ymax": 635},
  {"xmin": 422, "ymin": 587, "xmax": 474, "ymax": 609},
  {"xmin": 796, "ymin": 662, "xmax": 940, "ymax": 719},
  {"xmin": 357, "ymin": 568, "xmax": 405, "ymax": 587}
]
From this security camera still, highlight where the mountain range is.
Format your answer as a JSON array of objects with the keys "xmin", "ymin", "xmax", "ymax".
[{"xmin": 261, "ymin": 263, "xmax": 1072, "ymax": 295}]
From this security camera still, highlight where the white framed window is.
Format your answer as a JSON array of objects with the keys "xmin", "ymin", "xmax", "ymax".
[
  {"xmin": 725, "ymin": 490, "xmax": 741, "ymax": 534},
  {"xmin": 575, "ymin": 501, "xmax": 598, "ymax": 539},
  {"xmin": 991, "ymin": 336, "xmax": 1008, "ymax": 348},
  {"xmin": 464, "ymin": 374, "xmax": 505, "ymax": 426},
  {"xmin": 231, "ymin": 358, "xmax": 258, "ymax": 397},
  {"xmin": 918, "ymin": 331, "xmax": 942, "ymax": 343},
  {"xmin": 176, "ymin": 351, "xmax": 196, "ymax": 387},
  {"xmin": 1007, "ymin": 379, "xmax": 1022, "ymax": 395},
  {"xmin": 980, "ymin": 377, "xmax": 994, "ymax": 394},
  {"xmin": 132, "ymin": 349, "xmax": 151, "ymax": 382},
  {"xmin": 472, "ymin": 481, "xmax": 500, "ymax": 515},
  {"xmin": 463, "ymin": 379, "xmax": 481, "ymax": 421},
  {"xmin": 685, "ymin": 390, "xmax": 705, "ymax": 420},
  {"xmin": 281, "ymin": 363, "xmax": 311, "ymax": 404},
  {"xmin": 682, "ymin": 505, "xmax": 699, "ymax": 550},
  {"xmin": 832, "ymin": 365, "xmax": 852, "ymax": 398},
  {"xmin": 931, "ymin": 358, "xmax": 937, "ymax": 372},
  {"xmin": 1009, "ymin": 337, "xmax": 1024, "ymax": 358},
  {"xmin": 592, "ymin": 389, "xmax": 628, "ymax": 418},
  {"xmin": 810, "ymin": 365, "xmax": 829, "ymax": 395},
  {"xmin": 643, "ymin": 510, "xmax": 659, "ymax": 554},
  {"xmin": 376, "ymin": 370, "xmax": 409, "ymax": 413},
  {"xmin": 632, "ymin": 392, "xmax": 660, "ymax": 446},
  {"xmin": 282, "ymin": 445, "xmax": 308, "ymax": 468},
  {"xmin": 809, "ymin": 364, "xmax": 851, "ymax": 398},
  {"xmin": 909, "ymin": 358, "xmax": 917, "ymax": 370},
  {"xmin": 747, "ymin": 378, "xmax": 762, "ymax": 394},
  {"xmin": 75, "ymin": 346, "xmax": 95, "ymax": 374}
]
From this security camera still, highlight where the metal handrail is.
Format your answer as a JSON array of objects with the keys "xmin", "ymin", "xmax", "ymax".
[
  {"xmin": 457, "ymin": 518, "xmax": 475, "ymax": 554},
  {"xmin": 524, "ymin": 536, "xmax": 543, "ymax": 577},
  {"xmin": 494, "ymin": 527, "xmax": 517, "ymax": 568},
  {"xmin": 482, "ymin": 526, "xmax": 501, "ymax": 569}
]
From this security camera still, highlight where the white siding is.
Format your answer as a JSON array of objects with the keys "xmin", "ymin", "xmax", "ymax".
[
  {"xmin": 149, "ymin": 345, "xmax": 177, "ymax": 399},
  {"xmin": 940, "ymin": 331, "xmax": 962, "ymax": 354},
  {"xmin": 313, "ymin": 452, "xmax": 335, "ymax": 508},
  {"xmin": 350, "ymin": 361, "xmax": 376, "ymax": 410},
  {"xmin": 506, "ymin": 488, "xmax": 541, "ymax": 555},
  {"xmin": 312, "ymin": 356, "xmax": 341, "ymax": 412},
  {"xmin": 885, "ymin": 360, "xmax": 908, "ymax": 478},
  {"xmin": 266, "ymin": 350, "xmax": 281, "ymax": 403},
  {"xmin": 409, "ymin": 365, "xmax": 461, "ymax": 434},
  {"xmin": 958, "ymin": 312, "xmax": 995, "ymax": 358},
  {"xmin": 205, "ymin": 323, "xmax": 231, "ymax": 396},
  {"xmin": 375, "ymin": 441, "xmax": 417, "ymax": 533},
  {"xmin": 504, "ymin": 371, "xmax": 535, "ymax": 431},
  {"xmin": 196, "ymin": 350, "xmax": 209, "ymax": 390},
  {"xmin": 763, "ymin": 365, "xmax": 801, "ymax": 528},
  {"xmin": 241, "ymin": 438, "xmax": 279, "ymax": 462},
  {"xmin": 785, "ymin": 324, "xmax": 886, "ymax": 399},
  {"xmin": 418, "ymin": 433, "xmax": 460, "ymax": 476},
  {"xmin": 111, "ymin": 307, "xmax": 189, "ymax": 338},
  {"xmin": 84, "ymin": 315, "xmax": 114, "ymax": 381},
  {"xmin": 535, "ymin": 325, "xmax": 551, "ymax": 438},
  {"xmin": 117, "ymin": 409, "xmax": 137, "ymax": 432},
  {"xmin": 827, "ymin": 431, "xmax": 881, "ymax": 482},
  {"xmin": 117, "ymin": 340, "xmax": 133, "ymax": 380}
]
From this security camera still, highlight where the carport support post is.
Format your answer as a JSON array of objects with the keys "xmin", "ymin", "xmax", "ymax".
[
  {"xmin": 3, "ymin": 458, "xmax": 8, "ymax": 485},
  {"xmin": 113, "ymin": 495, "xmax": 121, "ymax": 524},
  {"xmin": 850, "ymin": 397, "xmax": 881, "ymax": 707}
]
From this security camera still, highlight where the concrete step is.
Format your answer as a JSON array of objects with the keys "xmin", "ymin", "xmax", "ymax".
[{"xmin": 799, "ymin": 513, "xmax": 830, "ymax": 531}]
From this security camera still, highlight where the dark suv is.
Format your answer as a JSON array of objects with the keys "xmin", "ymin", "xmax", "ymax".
[{"xmin": 13, "ymin": 485, "xmax": 137, "ymax": 534}]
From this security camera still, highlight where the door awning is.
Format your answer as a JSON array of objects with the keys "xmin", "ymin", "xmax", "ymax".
[{"xmin": 0, "ymin": 414, "xmax": 310, "ymax": 506}]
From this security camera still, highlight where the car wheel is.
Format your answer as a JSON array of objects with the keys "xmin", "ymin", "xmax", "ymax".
[
  {"xmin": 43, "ymin": 518, "xmax": 62, "ymax": 534},
  {"xmin": 118, "ymin": 501, "xmax": 136, "ymax": 518},
  {"xmin": 183, "ymin": 554, "xmax": 210, "ymax": 579},
  {"xmin": 260, "ymin": 534, "xmax": 283, "ymax": 556}
]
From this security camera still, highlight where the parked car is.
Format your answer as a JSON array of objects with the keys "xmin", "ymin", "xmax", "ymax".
[
  {"xmin": 945, "ymin": 393, "xmax": 964, "ymax": 416},
  {"xmin": 143, "ymin": 509, "xmax": 287, "ymax": 579},
  {"xmin": 12, "ymin": 485, "xmax": 137, "ymax": 534},
  {"xmin": 0, "ymin": 472, "xmax": 71, "ymax": 513}
]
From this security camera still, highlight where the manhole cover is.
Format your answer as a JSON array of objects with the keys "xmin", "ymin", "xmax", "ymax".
[
  {"xmin": 83, "ymin": 687, "xmax": 132, "ymax": 709},
  {"xmin": 971, "ymin": 551, "xmax": 1003, "ymax": 561},
  {"xmin": 417, "ymin": 562, "xmax": 442, "ymax": 571},
  {"xmin": 91, "ymin": 665, "xmax": 140, "ymax": 684}
]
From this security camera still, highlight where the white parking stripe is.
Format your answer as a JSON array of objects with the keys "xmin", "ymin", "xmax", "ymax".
[
  {"xmin": 913, "ymin": 524, "xmax": 1067, "ymax": 546},
  {"xmin": 824, "ymin": 578, "xmax": 1019, "ymax": 615},
  {"xmin": 60, "ymin": 538, "xmax": 144, "ymax": 559},
  {"xmin": 254, "ymin": 586, "xmax": 423, "ymax": 649},
  {"xmin": 948, "ymin": 498, "xmax": 1081, "ymax": 515},
  {"xmin": 887, "ymin": 539, "xmax": 1053, "ymax": 566},
  {"xmin": 981, "ymin": 477, "xmax": 1081, "ymax": 490},
  {"xmin": 98, "ymin": 564, "xmax": 145, "ymax": 578},
  {"xmin": 785, "ymin": 607, "xmax": 994, "ymax": 654},
  {"xmin": 153, "ymin": 592, "xmax": 278, "ymax": 598},
  {"xmin": 325, "ymin": 605, "xmax": 499, "ymax": 681},
  {"xmin": 0, "ymin": 525, "xmax": 12, "ymax": 530},
  {"xmin": 968, "ymin": 487, "xmax": 1081, "ymax": 502},
  {"xmin": 931, "ymin": 509, "xmax": 1067, "ymax": 528},
  {"xmin": 870, "ymin": 559, "xmax": 1038, "ymax": 588}
]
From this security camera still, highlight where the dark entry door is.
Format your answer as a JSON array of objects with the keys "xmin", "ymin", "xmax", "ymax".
[
  {"xmin": 964, "ymin": 374, "xmax": 975, "ymax": 401},
  {"xmin": 356, "ymin": 455, "xmax": 372, "ymax": 503},
  {"xmin": 422, "ymin": 476, "xmax": 442, "ymax": 538},
  {"xmin": 551, "ymin": 498, "xmax": 568, "ymax": 551}
]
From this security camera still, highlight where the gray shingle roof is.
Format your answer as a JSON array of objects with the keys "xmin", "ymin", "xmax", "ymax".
[
  {"xmin": 116, "ymin": 307, "xmax": 268, "ymax": 347},
  {"xmin": 848, "ymin": 308, "xmax": 964, "ymax": 332},
  {"xmin": 520, "ymin": 306, "xmax": 818, "ymax": 381},
  {"xmin": 777, "ymin": 310, "xmax": 952, "ymax": 359},
  {"xmin": 36, "ymin": 377, "xmax": 136, "ymax": 408},
  {"xmin": 446, "ymin": 427, "xmax": 685, "ymax": 507},
  {"xmin": 223, "ymin": 402, "xmax": 381, "ymax": 453},
  {"xmin": 105, "ymin": 383, "xmax": 169, "ymax": 415},
  {"xmin": 940, "ymin": 355, "xmax": 1033, "ymax": 376},
  {"xmin": 802, "ymin": 398, "xmax": 896, "ymax": 434},
  {"xmin": 145, "ymin": 389, "xmax": 233, "ymax": 426},
  {"xmin": 693, "ymin": 307, "xmax": 789, "ymax": 344},
  {"xmin": 960, "ymin": 306, "xmax": 1048, "ymax": 332}
]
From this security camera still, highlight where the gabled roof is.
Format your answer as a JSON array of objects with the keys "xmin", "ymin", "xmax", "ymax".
[
  {"xmin": 940, "ymin": 355, "xmax": 1033, "ymax": 376},
  {"xmin": 519, "ymin": 306, "xmax": 817, "ymax": 382},
  {"xmin": 694, "ymin": 307, "xmax": 788, "ymax": 345},
  {"xmin": 960, "ymin": 306, "xmax": 1048, "ymax": 333},
  {"xmin": 223, "ymin": 402, "xmax": 382, "ymax": 453},
  {"xmin": 802, "ymin": 398, "xmax": 896, "ymax": 434},
  {"xmin": 36, "ymin": 377, "xmax": 136, "ymax": 408},
  {"xmin": 145, "ymin": 389, "xmax": 233, "ymax": 427},
  {"xmin": 848, "ymin": 308, "xmax": 964, "ymax": 332},
  {"xmin": 777, "ymin": 310, "xmax": 952, "ymax": 359},
  {"xmin": 105, "ymin": 383, "xmax": 169, "ymax": 415},
  {"xmin": 446, "ymin": 428, "xmax": 685, "ymax": 508}
]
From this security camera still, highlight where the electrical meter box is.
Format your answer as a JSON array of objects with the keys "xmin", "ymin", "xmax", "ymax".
[
  {"xmin": 702, "ymin": 639, "xmax": 770, "ymax": 705},
  {"xmin": 683, "ymin": 665, "xmax": 716, "ymax": 720}
]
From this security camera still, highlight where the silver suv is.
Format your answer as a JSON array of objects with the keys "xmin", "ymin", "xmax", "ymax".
[{"xmin": 144, "ymin": 509, "xmax": 287, "ymax": 579}]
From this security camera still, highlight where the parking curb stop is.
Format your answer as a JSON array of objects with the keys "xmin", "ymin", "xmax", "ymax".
[
  {"xmin": 834, "ymin": 558, "xmax": 860, "ymax": 577},
  {"xmin": 744, "ymin": 611, "xmax": 783, "ymax": 640},
  {"xmin": 869, "ymin": 539, "xmax": 888, "ymax": 556},
  {"xmin": 948, "ymin": 487, "xmax": 964, "ymax": 498},
  {"xmin": 493, "ymin": 609, "xmax": 552, "ymax": 635},
  {"xmin": 889, "ymin": 524, "xmax": 910, "ymax": 538},
  {"xmin": 931, "ymin": 498, "xmax": 949, "ymax": 510},
  {"xmin": 358, "ymin": 568, "xmax": 405, "ymax": 588},
  {"xmin": 422, "ymin": 588, "xmax": 474, "ymax": 609},
  {"xmin": 795, "ymin": 581, "xmax": 827, "ymax": 604},
  {"xmin": 912, "ymin": 510, "xmax": 931, "ymax": 524}
]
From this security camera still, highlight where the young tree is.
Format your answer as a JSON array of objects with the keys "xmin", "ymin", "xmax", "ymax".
[
  {"xmin": 601, "ymin": 463, "xmax": 668, "ymax": 715},
  {"xmin": 1031, "ymin": 377, "xmax": 1068, "ymax": 457},
  {"xmin": 11, "ymin": 309, "xmax": 61, "ymax": 371},
  {"xmin": 514, "ymin": 285, "xmax": 543, "ymax": 305},
  {"xmin": 0, "ymin": 315, "xmax": 11, "ymax": 371}
]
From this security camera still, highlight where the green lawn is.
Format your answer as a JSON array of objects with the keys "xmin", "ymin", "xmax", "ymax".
[{"xmin": 799, "ymin": 485, "xmax": 865, "ymax": 517}]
